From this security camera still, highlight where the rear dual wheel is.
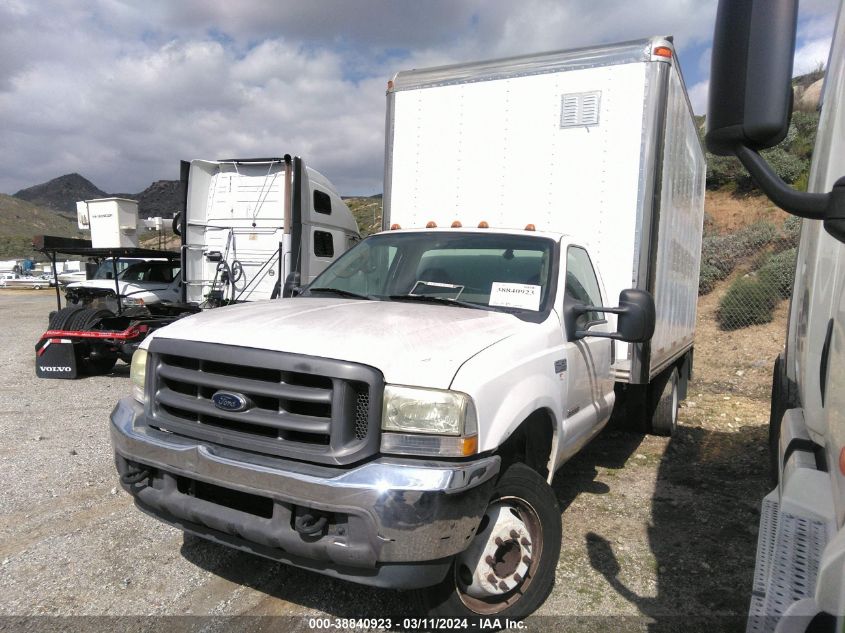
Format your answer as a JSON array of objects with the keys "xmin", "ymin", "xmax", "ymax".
[
  {"xmin": 47, "ymin": 307, "xmax": 117, "ymax": 375},
  {"xmin": 416, "ymin": 463, "xmax": 561, "ymax": 619}
]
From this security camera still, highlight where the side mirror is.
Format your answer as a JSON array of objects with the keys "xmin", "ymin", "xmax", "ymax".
[
  {"xmin": 84, "ymin": 262, "xmax": 98, "ymax": 280},
  {"xmin": 568, "ymin": 289, "xmax": 655, "ymax": 344},
  {"xmin": 705, "ymin": 0, "xmax": 845, "ymax": 241}
]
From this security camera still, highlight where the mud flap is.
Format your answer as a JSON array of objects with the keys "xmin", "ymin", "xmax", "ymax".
[{"xmin": 35, "ymin": 338, "xmax": 79, "ymax": 379}]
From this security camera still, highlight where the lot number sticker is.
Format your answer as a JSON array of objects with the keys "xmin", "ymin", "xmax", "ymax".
[{"xmin": 489, "ymin": 283, "xmax": 541, "ymax": 311}]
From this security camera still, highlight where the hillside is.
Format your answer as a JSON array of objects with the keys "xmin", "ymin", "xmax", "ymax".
[
  {"xmin": 14, "ymin": 173, "xmax": 107, "ymax": 214},
  {"xmin": 345, "ymin": 196, "xmax": 383, "ymax": 236},
  {"xmin": 0, "ymin": 194, "xmax": 85, "ymax": 258}
]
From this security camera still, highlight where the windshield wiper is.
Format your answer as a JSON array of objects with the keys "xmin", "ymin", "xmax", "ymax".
[
  {"xmin": 306, "ymin": 287, "xmax": 374, "ymax": 300},
  {"xmin": 387, "ymin": 294, "xmax": 491, "ymax": 310}
]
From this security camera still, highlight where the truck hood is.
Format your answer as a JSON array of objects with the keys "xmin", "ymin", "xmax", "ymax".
[
  {"xmin": 151, "ymin": 297, "xmax": 533, "ymax": 388},
  {"xmin": 66, "ymin": 280, "xmax": 173, "ymax": 301}
]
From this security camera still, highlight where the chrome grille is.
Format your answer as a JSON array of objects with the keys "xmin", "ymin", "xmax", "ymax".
[{"xmin": 147, "ymin": 339, "xmax": 383, "ymax": 465}]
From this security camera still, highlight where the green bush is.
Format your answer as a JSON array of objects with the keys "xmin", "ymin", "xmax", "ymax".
[
  {"xmin": 741, "ymin": 220, "xmax": 778, "ymax": 249},
  {"xmin": 782, "ymin": 215, "xmax": 802, "ymax": 240},
  {"xmin": 717, "ymin": 276, "xmax": 778, "ymax": 330},
  {"xmin": 758, "ymin": 247, "xmax": 797, "ymax": 299},
  {"xmin": 698, "ymin": 262, "xmax": 723, "ymax": 295}
]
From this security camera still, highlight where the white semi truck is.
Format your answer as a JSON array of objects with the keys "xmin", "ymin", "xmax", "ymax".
[
  {"xmin": 35, "ymin": 155, "xmax": 358, "ymax": 378},
  {"xmin": 706, "ymin": 1, "xmax": 845, "ymax": 632},
  {"xmin": 110, "ymin": 38, "xmax": 704, "ymax": 618}
]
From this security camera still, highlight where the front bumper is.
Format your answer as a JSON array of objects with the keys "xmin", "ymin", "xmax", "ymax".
[{"xmin": 110, "ymin": 398, "xmax": 500, "ymax": 589}]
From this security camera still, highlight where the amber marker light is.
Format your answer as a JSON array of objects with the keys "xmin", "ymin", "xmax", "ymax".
[
  {"xmin": 390, "ymin": 223, "xmax": 401, "ymax": 230},
  {"xmin": 525, "ymin": 223, "xmax": 536, "ymax": 231},
  {"xmin": 387, "ymin": 80, "xmax": 394, "ymax": 90},
  {"xmin": 426, "ymin": 221, "xmax": 438, "ymax": 228},
  {"xmin": 461, "ymin": 435, "xmax": 478, "ymax": 456},
  {"xmin": 478, "ymin": 221, "xmax": 489, "ymax": 228},
  {"xmin": 451, "ymin": 220, "xmax": 462, "ymax": 228},
  {"xmin": 653, "ymin": 46, "xmax": 673, "ymax": 59}
]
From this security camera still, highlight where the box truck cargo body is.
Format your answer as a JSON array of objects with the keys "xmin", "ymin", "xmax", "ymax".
[{"xmin": 384, "ymin": 37, "xmax": 706, "ymax": 386}]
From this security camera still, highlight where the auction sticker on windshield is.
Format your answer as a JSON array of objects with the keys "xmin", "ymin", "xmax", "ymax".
[{"xmin": 489, "ymin": 282, "xmax": 541, "ymax": 311}]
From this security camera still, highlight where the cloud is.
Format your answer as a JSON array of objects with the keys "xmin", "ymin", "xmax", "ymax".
[
  {"xmin": 687, "ymin": 80, "xmax": 709, "ymax": 116},
  {"xmin": 0, "ymin": 0, "xmax": 838, "ymax": 196}
]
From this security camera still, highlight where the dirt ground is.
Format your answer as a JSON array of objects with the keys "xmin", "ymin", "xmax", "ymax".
[{"xmin": 0, "ymin": 285, "xmax": 777, "ymax": 632}]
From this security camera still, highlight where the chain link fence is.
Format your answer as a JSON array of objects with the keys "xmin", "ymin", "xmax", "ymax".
[{"xmin": 699, "ymin": 214, "xmax": 800, "ymax": 330}]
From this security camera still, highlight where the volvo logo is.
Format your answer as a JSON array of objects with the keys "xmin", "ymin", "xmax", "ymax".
[
  {"xmin": 212, "ymin": 391, "xmax": 251, "ymax": 412},
  {"xmin": 40, "ymin": 366, "xmax": 72, "ymax": 372}
]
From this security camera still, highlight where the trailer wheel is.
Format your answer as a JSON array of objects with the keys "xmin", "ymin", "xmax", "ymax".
[
  {"xmin": 650, "ymin": 367, "xmax": 679, "ymax": 436},
  {"xmin": 416, "ymin": 463, "xmax": 561, "ymax": 619}
]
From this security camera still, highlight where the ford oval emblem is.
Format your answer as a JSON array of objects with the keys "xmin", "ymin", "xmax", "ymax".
[{"xmin": 212, "ymin": 391, "xmax": 250, "ymax": 412}]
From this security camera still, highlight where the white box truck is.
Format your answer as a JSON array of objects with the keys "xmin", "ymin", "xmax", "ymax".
[
  {"xmin": 110, "ymin": 38, "xmax": 704, "ymax": 618},
  {"xmin": 706, "ymin": 1, "xmax": 845, "ymax": 631}
]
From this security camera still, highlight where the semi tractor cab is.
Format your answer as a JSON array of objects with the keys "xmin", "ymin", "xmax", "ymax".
[
  {"xmin": 178, "ymin": 156, "xmax": 360, "ymax": 305},
  {"xmin": 110, "ymin": 38, "xmax": 704, "ymax": 618},
  {"xmin": 706, "ymin": 1, "xmax": 845, "ymax": 631},
  {"xmin": 36, "ymin": 155, "xmax": 360, "ymax": 379}
]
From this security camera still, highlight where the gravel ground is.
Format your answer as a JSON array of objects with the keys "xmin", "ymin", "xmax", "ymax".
[{"xmin": 0, "ymin": 289, "xmax": 773, "ymax": 632}]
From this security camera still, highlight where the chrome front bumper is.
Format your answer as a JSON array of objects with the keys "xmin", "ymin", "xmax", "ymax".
[{"xmin": 110, "ymin": 398, "xmax": 500, "ymax": 589}]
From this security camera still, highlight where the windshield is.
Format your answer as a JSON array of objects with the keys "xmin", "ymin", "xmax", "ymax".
[
  {"xmin": 119, "ymin": 261, "xmax": 179, "ymax": 283},
  {"xmin": 92, "ymin": 259, "xmax": 143, "ymax": 280},
  {"xmin": 306, "ymin": 231, "xmax": 556, "ymax": 313}
]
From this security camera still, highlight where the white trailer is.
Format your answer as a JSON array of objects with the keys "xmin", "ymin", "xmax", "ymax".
[{"xmin": 180, "ymin": 156, "xmax": 359, "ymax": 305}]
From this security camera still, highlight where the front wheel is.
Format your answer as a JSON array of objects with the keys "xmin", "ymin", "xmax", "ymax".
[{"xmin": 416, "ymin": 463, "xmax": 561, "ymax": 619}]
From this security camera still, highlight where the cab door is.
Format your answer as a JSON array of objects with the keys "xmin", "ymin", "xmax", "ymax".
[{"xmin": 561, "ymin": 245, "xmax": 614, "ymax": 447}]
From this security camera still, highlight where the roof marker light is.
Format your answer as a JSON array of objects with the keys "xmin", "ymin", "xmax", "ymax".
[
  {"xmin": 390, "ymin": 223, "xmax": 401, "ymax": 230},
  {"xmin": 478, "ymin": 221, "xmax": 489, "ymax": 228},
  {"xmin": 525, "ymin": 224, "xmax": 536, "ymax": 231},
  {"xmin": 653, "ymin": 46, "xmax": 673, "ymax": 59},
  {"xmin": 426, "ymin": 221, "xmax": 437, "ymax": 228},
  {"xmin": 451, "ymin": 220, "xmax": 462, "ymax": 228}
]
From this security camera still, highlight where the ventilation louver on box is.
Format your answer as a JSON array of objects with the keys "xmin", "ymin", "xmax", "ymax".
[{"xmin": 560, "ymin": 91, "xmax": 601, "ymax": 128}]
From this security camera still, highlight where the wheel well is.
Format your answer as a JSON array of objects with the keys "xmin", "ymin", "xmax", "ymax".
[{"xmin": 496, "ymin": 410, "xmax": 555, "ymax": 479}]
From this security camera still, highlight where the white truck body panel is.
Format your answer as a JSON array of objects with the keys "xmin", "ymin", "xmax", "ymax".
[
  {"xmin": 384, "ymin": 37, "xmax": 705, "ymax": 383},
  {"xmin": 183, "ymin": 158, "xmax": 358, "ymax": 304},
  {"xmin": 748, "ymin": 3, "xmax": 845, "ymax": 628}
]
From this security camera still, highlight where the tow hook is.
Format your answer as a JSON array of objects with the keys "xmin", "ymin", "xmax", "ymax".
[
  {"xmin": 294, "ymin": 509, "xmax": 329, "ymax": 537},
  {"xmin": 120, "ymin": 465, "xmax": 151, "ymax": 485}
]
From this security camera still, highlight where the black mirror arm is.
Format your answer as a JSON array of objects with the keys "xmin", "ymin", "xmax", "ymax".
[
  {"xmin": 572, "ymin": 304, "xmax": 628, "ymax": 340},
  {"xmin": 734, "ymin": 145, "xmax": 829, "ymax": 219}
]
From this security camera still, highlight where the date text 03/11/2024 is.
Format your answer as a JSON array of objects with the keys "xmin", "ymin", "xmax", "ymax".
[{"xmin": 307, "ymin": 617, "xmax": 528, "ymax": 630}]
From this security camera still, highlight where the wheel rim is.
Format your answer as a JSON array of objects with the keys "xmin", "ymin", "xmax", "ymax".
[{"xmin": 454, "ymin": 495, "xmax": 543, "ymax": 614}]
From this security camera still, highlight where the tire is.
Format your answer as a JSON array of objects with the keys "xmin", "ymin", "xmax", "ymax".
[
  {"xmin": 768, "ymin": 356, "xmax": 789, "ymax": 487},
  {"xmin": 67, "ymin": 308, "xmax": 118, "ymax": 375},
  {"xmin": 650, "ymin": 367, "xmax": 679, "ymax": 436},
  {"xmin": 48, "ymin": 306, "xmax": 86, "ymax": 330},
  {"xmin": 416, "ymin": 463, "xmax": 561, "ymax": 619}
]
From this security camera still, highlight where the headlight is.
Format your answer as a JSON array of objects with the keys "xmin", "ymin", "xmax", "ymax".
[
  {"xmin": 130, "ymin": 349, "xmax": 148, "ymax": 404},
  {"xmin": 381, "ymin": 385, "xmax": 477, "ymax": 457},
  {"xmin": 122, "ymin": 297, "xmax": 145, "ymax": 306}
]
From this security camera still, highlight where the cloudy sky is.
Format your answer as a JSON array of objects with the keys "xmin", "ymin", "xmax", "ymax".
[{"xmin": 1, "ymin": 0, "xmax": 838, "ymax": 197}]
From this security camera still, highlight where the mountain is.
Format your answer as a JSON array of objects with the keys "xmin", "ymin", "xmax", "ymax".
[
  {"xmin": 114, "ymin": 180, "xmax": 185, "ymax": 218},
  {"xmin": 14, "ymin": 173, "xmax": 184, "ymax": 219},
  {"xmin": 14, "ymin": 173, "xmax": 107, "ymax": 214}
]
